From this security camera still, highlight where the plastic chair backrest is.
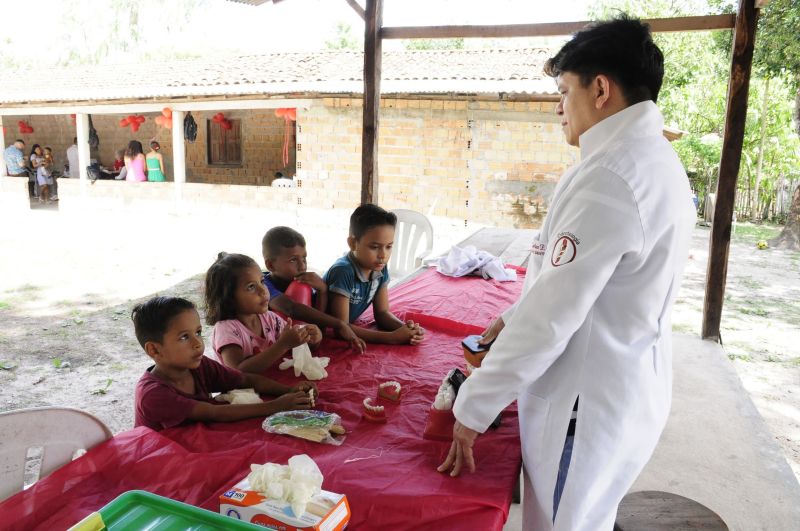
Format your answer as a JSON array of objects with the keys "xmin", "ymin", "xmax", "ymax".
[
  {"xmin": 0, "ymin": 406, "xmax": 112, "ymax": 501},
  {"xmin": 389, "ymin": 209, "xmax": 434, "ymax": 280}
]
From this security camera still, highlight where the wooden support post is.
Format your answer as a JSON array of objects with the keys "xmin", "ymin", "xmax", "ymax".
[
  {"xmin": 75, "ymin": 113, "xmax": 90, "ymax": 183},
  {"xmin": 361, "ymin": 0, "xmax": 382, "ymax": 205},
  {"xmin": 702, "ymin": 0, "xmax": 759, "ymax": 341},
  {"xmin": 171, "ymin": 110, "xmax": 186, "ymax": 207}
]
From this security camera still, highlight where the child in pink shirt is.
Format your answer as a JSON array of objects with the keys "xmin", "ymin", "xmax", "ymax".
[{"xmin": 205, "ymin": 253, "xmax": 322, "ymax": 375}]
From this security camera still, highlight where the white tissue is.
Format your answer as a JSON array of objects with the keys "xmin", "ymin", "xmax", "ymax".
[
  {"xmin": 436, "ymin": 245, "xmax": 516, "ymax": 282},
  {"xmin": 278, "ymin": 343, "xmax": 329, "ymax": 381},
  {"xmin": 247, "ymin": 454, "xmax": 324, "ymax": 517},
  {"xmin": 216, "ymin": 388, "xmax": 263, "ymax": 405}
]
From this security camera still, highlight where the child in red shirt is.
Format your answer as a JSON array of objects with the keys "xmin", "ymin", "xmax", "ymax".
[
  {"xmin": 205, "ymin": 253, "xmax": 322, "ymax": 374},
  {"xmin": 132, "ymin": 296, "xmax": 315, "ymax": 431}
]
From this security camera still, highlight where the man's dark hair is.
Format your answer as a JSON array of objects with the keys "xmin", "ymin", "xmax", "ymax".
[
  {"xmin": 15, "ymin": 139, "xmax": 24, "ymax": 145},
  {"xmin": 544, "ymin": 14, "xmax": 664, "ymax": 104},
  {"xmin": 131, "ymin": 296, "xmax": 196, "ymax": 348},
  {"xmin": 262, "ymin": 226, "xmax": 306, "ymax": 261},
  {"xmin": 204, "ymin": 252, "xmax": 260, "ymax": 325},
  {"xmin": 349, "ymin": 204, "xmax": 397, "ymax": 240}
]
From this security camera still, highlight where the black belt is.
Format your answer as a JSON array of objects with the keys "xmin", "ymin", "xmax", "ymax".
[{"xmin": 567, "ymin": 397, "xmax": 579, "ymax": 437}]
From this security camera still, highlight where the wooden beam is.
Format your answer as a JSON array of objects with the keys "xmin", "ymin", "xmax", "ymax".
[
  {"xmin": 345, "ymin": 0, "xmax": 365, "ymax": 20},
  {"xmin": 702, "ymin": 0, "xmax": 759, "ymax": 341},
  {"xmin": 381, "ymin": 14, "xmax": 735, "ymax": 40},
  {"xmin": 361, "ymin": 0, "xmax": 382, "ymax": 205}
]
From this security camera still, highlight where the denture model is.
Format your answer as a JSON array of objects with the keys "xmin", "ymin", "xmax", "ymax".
[
  {"xmin": 377, "ymin": 381, "xmax": 402, "ymax": 401},
  {"xmin": 308, "ymin": 388, "xmax": 315, "ymax": 408},
  {"xmin": 362, "ymin": 397, "xmax": 387, "ymax": 423}
]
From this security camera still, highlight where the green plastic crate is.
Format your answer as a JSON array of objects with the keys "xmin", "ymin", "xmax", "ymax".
[{"xmin": 68, "ymin": 490, "xmax": 261, "ymax": 531}]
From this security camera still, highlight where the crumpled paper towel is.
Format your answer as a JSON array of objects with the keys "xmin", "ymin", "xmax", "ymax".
[
  {"xmin": 247, "ymin": 454, "xmax": 324, "ymax": 517},
  {"xmin": 436, "ymin": 245, "xmax": 516, "ymax": 282},
  {"xmin": 279, "ymin": 343, "xmax": 329, "ymax": 381},
  {"xmin": 216, "ymin": 388, "xmax": 263, "ymax": 405}
]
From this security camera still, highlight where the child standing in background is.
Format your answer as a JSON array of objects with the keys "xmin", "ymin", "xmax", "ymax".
[{"xmin": 205, "ymin": 253, "xmax": 323, "ymax": 375}]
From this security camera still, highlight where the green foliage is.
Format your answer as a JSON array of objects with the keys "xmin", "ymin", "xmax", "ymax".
[
  {"xmin": 91, "ymin": 378, "xmax": 114, "ymax": 395},
  {"xmin": 591, "ymin": 0, "xmax": 800, "ymax": 222},
  {"xmin": 325, "ymin": 22, "xmax": 361, "ymax": 50},
  {"xmin": 52, "ymin": 358, "xmax": 62, "ymax": 369},
  {"xmin": 404, "ymin": 38, "xmax": 465, "ymax": 51}
]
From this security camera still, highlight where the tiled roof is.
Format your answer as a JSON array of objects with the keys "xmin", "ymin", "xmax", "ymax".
[{"xmin": 0, "ymin": 48, "xmax": 556, "ymax": 105}]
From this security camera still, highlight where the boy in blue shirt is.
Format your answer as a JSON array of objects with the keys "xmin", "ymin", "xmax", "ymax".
[
  {"xmin": 324, "ymin": 204, "xmax": 425, "ymax": 345},
  {"xmin": 262, "ymin": 226, "xmax": 365, "ymax": 353}
]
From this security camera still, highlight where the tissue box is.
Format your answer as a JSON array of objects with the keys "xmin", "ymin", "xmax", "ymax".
[{"xmin": 220, "ymin": 477, "xmax": 350, "ymax": 531}]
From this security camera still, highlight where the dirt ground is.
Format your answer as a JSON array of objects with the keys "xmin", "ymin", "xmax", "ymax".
[{"xmin": 0, "ymin": 204, "xmax": 798, "ymax": 482}]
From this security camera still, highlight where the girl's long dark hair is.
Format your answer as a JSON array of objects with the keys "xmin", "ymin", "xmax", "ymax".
[
  {"xmin": 125, "ymin": 140, "xmax": 144, "ymax": 158},
  {"xmin": 204, "ymin": 252, "xmax": 259, "ymax": 325}
]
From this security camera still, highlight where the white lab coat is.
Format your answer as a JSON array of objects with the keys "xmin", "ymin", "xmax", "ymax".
[{"xmin": 454, "ymin": 101, "xmax": 696, "ymax": 530}]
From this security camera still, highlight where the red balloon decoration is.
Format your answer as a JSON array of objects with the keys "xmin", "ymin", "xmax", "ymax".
[
  {"xmin": 286, "ymin": 108, "xmax": 297, "ymax": 121},
  {"xmin": 17, "ymin": 120, "xmax": 34, "ymax": 134},
  {"xmin": 162, "ymin": 107, "xmax": 173, "ymax": 119},
  {"xmin": 119, "ymin": 114, "xmax": 145, "ymax": 130},
  {"xmin": 212, "ymin": 112, "xmax": 226, "ymax": 123}
]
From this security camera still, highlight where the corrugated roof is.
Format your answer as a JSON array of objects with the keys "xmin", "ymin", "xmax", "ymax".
[{"xmin": 0, "ymin": 48, "xmax": 556, "ymax": 105}]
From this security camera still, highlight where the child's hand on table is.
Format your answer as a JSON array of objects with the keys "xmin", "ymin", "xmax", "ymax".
[
  {"xmin": 291, "ymin": 381, "xmax": 318, "ymax": 396},
  {"xmin": 271, "ymin": 390, "xmax": 313, "ymax": 411},
  {"xmin": 336, "ymin": 321, "xmax": 367, "ymax": 353},
  {"xmin": 405, "ymin": 320, "xmax": 425, "ymax": 345}
]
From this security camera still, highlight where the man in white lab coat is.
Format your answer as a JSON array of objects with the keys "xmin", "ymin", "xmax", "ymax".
[{"xmin": 438, "ymin": 15, "xmax": 697, "ymax": 530}]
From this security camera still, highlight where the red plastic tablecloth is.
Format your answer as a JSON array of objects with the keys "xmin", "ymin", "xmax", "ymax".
[{"xmin": 0, "ymin": 268, "xmax": 524, "ymax": 531}]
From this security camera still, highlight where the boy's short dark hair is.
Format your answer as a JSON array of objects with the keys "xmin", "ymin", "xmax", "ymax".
[
  {"xmin": 544, "ymin": 14, "xmax": 664, "ymax": 105},
  {"xmin": 349, "ymin": 204, "xmax": 397, "ymax": 240},
  {"xmin": 262, "ymin": 226, "xmax": 306, "ymax": 262},
  {"xmin": 131, "ymin": 296, "xmax": 196, "ymax": 348}
]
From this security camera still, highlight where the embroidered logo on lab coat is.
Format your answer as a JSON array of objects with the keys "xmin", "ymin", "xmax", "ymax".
[{"xmin": 551, "ymin": 235, "xmax": 577, "ymax": 266}]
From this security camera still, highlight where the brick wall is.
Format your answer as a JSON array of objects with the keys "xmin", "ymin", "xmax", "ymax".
[
  {"xmin": 296, "ymin": 98, "xmax": 578, "ymax": 229},
  {"xmin": 4, "ymin": 98, "xmax": 576, "ymax": 229}
]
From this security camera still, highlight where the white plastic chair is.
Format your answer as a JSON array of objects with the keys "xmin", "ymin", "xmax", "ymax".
[
  {"xmin": 0, "ymin": 406, "xmax": 112, "ymax": 501},
  {"xmin": 389, "ymin": 209, "xmax": 434, "ymax": 281}
]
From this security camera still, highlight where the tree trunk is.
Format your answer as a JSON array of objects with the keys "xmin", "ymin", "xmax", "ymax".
[
  {"xmin": 752, "ymin": 78, "xmax": 769, "ymax": 222},
  {"xmin": 769, "ymin": 184, "xmax": 800, "ymax": 250}
]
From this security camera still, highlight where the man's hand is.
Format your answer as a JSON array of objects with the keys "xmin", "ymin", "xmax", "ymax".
[
  {"xmin": 295, "ymin": 272, "xmax": 327, "ymax": 292},
  {"xmin": 479, "ymin": 317, "xmax": 505, "ymax": 346},
  {"xmin": 437, "ymin": 421, "xmax": 479, "ymax": 477},
  {"xmin": 336, "ymin": 321, "xmax": 366, "ymax": 353}
]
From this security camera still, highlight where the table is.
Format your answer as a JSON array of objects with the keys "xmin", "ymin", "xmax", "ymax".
[{"xmin": 0, "ymin": 268, "xmax": 525, "ymax": 531}]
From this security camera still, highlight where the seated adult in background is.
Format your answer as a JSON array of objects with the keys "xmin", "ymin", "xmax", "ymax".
[
  {"xmin": 66, "ymin": 138, "xmax": 78, "ymax": 178},
  {"xmin": 145, "ymin": 141, "xmax": 167, "ymax": 182},
  {"xmin": 3, "ymin": 139, "xmax": 32, "ymax": 197},
  {"xmin": 114, "ymin": 149, "xmax": 127, "ymax": 180},
  {"xmin": 124, "ymin": 140, "xmax": 147, "ymax": 182}
]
